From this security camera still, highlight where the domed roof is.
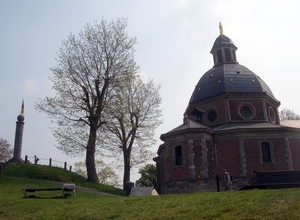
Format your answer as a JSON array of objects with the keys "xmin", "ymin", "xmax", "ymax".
[
  {"xmin": 211, "ymin": 34, "xmax": 236, "ymax": 50},
  {"xmin": 189, "ymin": 63, "xmax": 275, "ymax": 104},
  {"xmin": 189, "ymin": 24, "xmax": 275, "ymax": 104}
]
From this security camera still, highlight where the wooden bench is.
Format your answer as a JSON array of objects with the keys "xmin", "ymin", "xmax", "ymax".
[
  {"xmin": 24, "ymin": 183, "xmax": 76, "ymax": 198},
  {"xmin": 246, "ymin": 170, "xmax": 300, "ymax": 189}
]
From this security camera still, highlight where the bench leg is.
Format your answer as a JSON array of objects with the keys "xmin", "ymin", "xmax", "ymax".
[
  {"xmin": 24, "ymin": 185, "xmax": 27, "ymax": 198},
  {"xmin": 24, "ymin": 190, "xmax": 38, "ymax": 197}
]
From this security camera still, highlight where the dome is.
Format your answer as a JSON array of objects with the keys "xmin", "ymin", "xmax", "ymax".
[
  {"xmin": 189, "ymin": 25, "xmax": 275, "ymax": 104},
  {"xmin": 211, "ymin": 34, "xmax": 236, "ymax": 50},
  {"xmin": 189, "ymin": 64, "xmax": 275, "ymax": 103}
]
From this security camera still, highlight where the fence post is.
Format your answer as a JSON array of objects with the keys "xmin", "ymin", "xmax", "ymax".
[
  {"xmin": 49, "ymin": 158, "xmax": 52, "ymax": 166},
  {"xmin": 69, "ymin": 165, "xmax": 72, "ymax": 172},
  {"xmin": 25, "ymin": 155, "xmax": 28, "ymax": 163},
  {"xmin": 0, "ymin": 164, "xmax": 3, "ymax": 177},
  {"xmin": 64, "ymin": 162, "xmax": 67, "ymax": 170}
]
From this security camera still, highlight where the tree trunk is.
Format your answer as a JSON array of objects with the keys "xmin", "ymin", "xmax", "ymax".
[
  {"xmin": 86, "ymin": 127, "xmax": 99, "ymax": 183},
  {"xmin": 123, "ymin": 149, "xmax": 131, "ymax": 190}
]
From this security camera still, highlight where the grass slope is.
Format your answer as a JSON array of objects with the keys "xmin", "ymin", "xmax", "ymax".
[
  {"xmin": 1, "ymin": 164, "xmax": 300, "ymax": 219},
  {"xmin": 2, "ymin": 163, "xmax": 125, "ymax": 196}
]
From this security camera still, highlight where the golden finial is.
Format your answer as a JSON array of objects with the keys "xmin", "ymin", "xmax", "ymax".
[
  {"xmin": 219, "ymin": 22, "xmax": 224, "ymax": 35},
  {"xmin": 21, "ymin": 99, "xmax": 24, "ymax": 114}
]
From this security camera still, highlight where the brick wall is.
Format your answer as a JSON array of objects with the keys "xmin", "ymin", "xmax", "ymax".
[
  {"xmin": 290, "ymin": 138, "xmax": 300, "ymax": 169},
  {"xmin": 156, "ymin": 122, "xmax": 300, "ymax": 194},
  {"xmin": 216, "ymin": 139, "xmax": 240, "ymax": 177},
  {"xmin": 166, "ymin": 140, "xmax": 189, "ymax": 181}
]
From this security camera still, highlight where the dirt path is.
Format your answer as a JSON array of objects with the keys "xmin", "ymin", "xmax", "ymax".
[
  {"xmin": 4, "ymin": 176, "xmax": 124, "ymax": 198},
  {"xmin": 38, "ymin": 180, "xmax": 125, "ymax": 197}
]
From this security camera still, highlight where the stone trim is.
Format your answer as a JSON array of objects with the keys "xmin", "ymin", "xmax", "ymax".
[
  {"xmin": 262, "ymin": 99, "xmax": 267, "ymax": 121},
  {"xmin": 200, "ymin": 139, "xmax": 209, "ymax": 178},
  {"xmin": 188, "ymin": 140, "xmax": 195, "ymax": 179},
  {"xmin": 239, "ymin": 138, "xmax": 247, "ymax": 176}
]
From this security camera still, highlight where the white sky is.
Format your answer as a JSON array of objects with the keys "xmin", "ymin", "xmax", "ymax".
[{"xmin": 1, "ymin": 0, "xmax": 300, "ymax": 182}]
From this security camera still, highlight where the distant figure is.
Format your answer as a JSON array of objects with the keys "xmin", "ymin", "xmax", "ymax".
[
  {"xmin": 222, "ymin": 169, "xmax": 231, "ymax": 191},
  {"xmin": 34, "ymin": 155, "xmax": 39, "ymax": 164}
]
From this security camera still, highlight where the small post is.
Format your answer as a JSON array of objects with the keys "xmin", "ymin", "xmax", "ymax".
[
  {"xmin": 64, "ymin": 162, "xmax": 67, "ymax": 170},
  {"xmin": 0, "ymin": 164, "xmax": 3, "ymax": 177},
  {"xmin": 25, "ymin": 155, "xmax": 28, "ymax": 163},
  {"xmin": 125, "ymin": 182, "xmax": 134, "ymax": 196},
  {"xmin": 69, "ymin": 165, "xmax": 72, "ymax": 172},
  {"xmin": 216, "ymin": 175, "xmax": 220, "ymax": 192},
  {"xmin": 49, "ymin": 158, "xmax": 52, "ymax": 166}
]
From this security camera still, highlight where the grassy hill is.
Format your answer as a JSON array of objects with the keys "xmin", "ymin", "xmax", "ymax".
[
  {"xmin": 1, "ymin": 163, "xmax": 300, "ymax": 219},
  {"xmin": 2, "ymin": 163, "xmax": 125, "ymax": 196}
]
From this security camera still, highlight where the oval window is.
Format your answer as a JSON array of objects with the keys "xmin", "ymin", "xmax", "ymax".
[
  {"xmin": 208, "ymin": 110, "xmax": 217, "ymax": 122},
  {"xmin": 269, "ymin": 107, "xmax": 276, "ymax": 123}
]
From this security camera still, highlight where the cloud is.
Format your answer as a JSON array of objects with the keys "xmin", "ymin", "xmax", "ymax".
[
  {"xmin": 211, "ymin": 0, "xmax": 253, "ymax": 17},
  {"xmin": 22, "ymin": 79, "xmax": 41, "ymax": 95},
  {"xmin": 171, "ymin": 0, "xmax": 193, "ymax": 11}
]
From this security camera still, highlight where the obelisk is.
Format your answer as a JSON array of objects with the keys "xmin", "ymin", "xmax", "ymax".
[{"xmin": 10, "ymin": 100, "xmax": 25, "ymax": 163}]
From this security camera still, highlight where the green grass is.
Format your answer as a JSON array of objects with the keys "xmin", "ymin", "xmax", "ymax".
[{"xmin": 1, "ymin": 164, "xmax": 300, "ymax": 219}]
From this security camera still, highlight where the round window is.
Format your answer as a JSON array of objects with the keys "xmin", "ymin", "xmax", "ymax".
[
  {"xmin": 207, "ymin": 110, "xmax": 217, "ymax": 122},
  {"xmin": 240, "ymin": 106, "xmax": 251, "ymax": 119},
  {"xmin": 238, "ymin": 103, "xmax": 256, "ymax": 120}
]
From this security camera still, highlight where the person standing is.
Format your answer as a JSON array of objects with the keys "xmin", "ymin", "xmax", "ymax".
[
  {"xmin": 34, "ymin": 155, "xmax": 39, "ymax": 164},
  {"xmin": 223, "ymin": 169, "xmax": 231, "ymax": 191}
]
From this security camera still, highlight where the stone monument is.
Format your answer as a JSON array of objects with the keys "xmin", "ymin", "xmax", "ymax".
[{"xmin": 9, "ymin": 100, "xmax": 25, "ymax": 163}]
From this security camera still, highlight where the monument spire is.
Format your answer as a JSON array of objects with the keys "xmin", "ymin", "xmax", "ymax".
[
  {"xmin": 219, "ymin": 22, "xmax": 224, "ymax": 35},
  {"xmin": 9, "ymin": 100, "xmax": 25, "ymax": 163}
]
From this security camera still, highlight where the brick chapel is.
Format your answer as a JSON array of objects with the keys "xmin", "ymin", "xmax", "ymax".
[{"xmin": 154, "ymin": 23, "xmax": 300, "ymax": 194}]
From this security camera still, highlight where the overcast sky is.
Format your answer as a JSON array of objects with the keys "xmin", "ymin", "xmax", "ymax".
[{"xmin": 1, "ymin": 0, "xmax": 300, "ymax": 182}]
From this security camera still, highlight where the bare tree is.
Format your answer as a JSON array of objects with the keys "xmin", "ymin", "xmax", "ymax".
[
  {"xmin": 280, "ymin": 108, "xmax": 300, "ymax": 120},
  {"xmin": 103, "ymin": 75, "xmax": 162, "ymax": 189},
  {"xmin": 0, "ymin": 138, "xmax": 12, "ymax": 163},
  {"xmin": 35, "ymin": 18, "xmax": 139, "ymax": 183}
]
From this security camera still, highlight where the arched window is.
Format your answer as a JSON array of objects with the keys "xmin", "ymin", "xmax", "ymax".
[
  {"xmin": 175, "ymin": 146, "xmax": 183, "ymax": 166},
  {"xmin": 261, "ymin": 142, "xmax": 271, "ymax": 162}
]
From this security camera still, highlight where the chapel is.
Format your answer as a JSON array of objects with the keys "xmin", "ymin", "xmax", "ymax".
[{"xmin": 154, "ymin": 23, "xmax": 300, "ymax": 194}]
